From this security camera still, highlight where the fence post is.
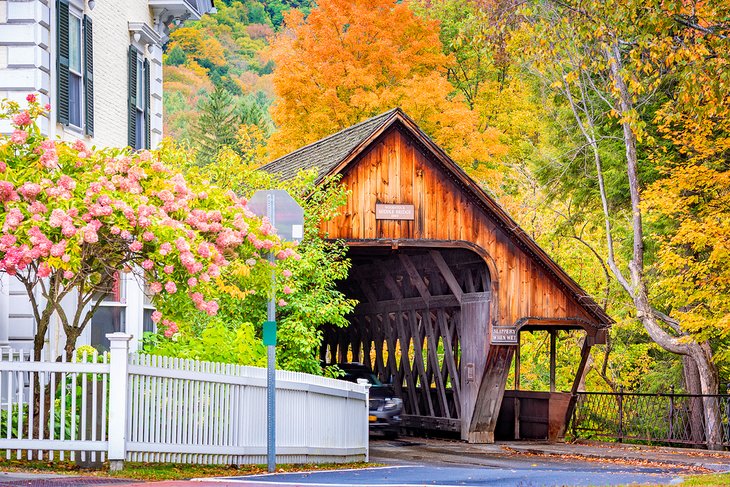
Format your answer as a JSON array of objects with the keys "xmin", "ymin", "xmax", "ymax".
[
  {"xmin": 357, "ymin": 379, "xmax": 370, "ymax": 463},
  {"xmin": 617, "ymin": 387, "xmax": 624, "ymax": 443},
  {"xmin": 106, "ymin": 333, "xmax": 131, "ymax": 472},
  {"xmin": 669, "ymin": 386, "xmax": 675, "ymax": 441}
]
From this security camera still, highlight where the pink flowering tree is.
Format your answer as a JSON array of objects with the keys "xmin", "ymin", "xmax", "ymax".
[{"xmin": 0, "ymin": 96, "xmax": 295, "ymax": 361}]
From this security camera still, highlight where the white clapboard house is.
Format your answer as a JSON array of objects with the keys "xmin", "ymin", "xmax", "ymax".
[{"xmin": 0, "ymin": 0, "xmax": 214, "ymax": 356}]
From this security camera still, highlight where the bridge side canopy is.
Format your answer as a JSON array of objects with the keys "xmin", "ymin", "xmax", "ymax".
[{"xmin": 261, "ymin": 108, "xmax": 612, "ymax": 336}]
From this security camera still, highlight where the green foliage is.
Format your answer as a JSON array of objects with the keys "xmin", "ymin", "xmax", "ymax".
[
  {"xmin": 214, "ymin": 169, "xmax": 357, "ymax": 374},
  {"xmin": 0, "ymin": 404, "xmax": 27, "ymax": 439},
  {"xmin": 510, "ymin": 0, "xmax": 730, "ymax": 393},
  {"xmin": 163, "ymin": 0, "xmax": 280, "ymax": 146},
  {"xmin": 193, "ymin": 85, "xmax": 239, "ymax": 165},
  {"xmin": 166, "ymin": 45, "xmax": 187, "ymax": 66},
  {"xmin": 144, "ymin": 320, "xmax": 266, "ymax": 366}
]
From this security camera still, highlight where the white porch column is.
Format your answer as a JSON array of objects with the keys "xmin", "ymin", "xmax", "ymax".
[
  {"xmin": 0, "ymin": 274, "xmax": 10, "ymax": 348},
  {"xmin": 106, "ymin": 332, "xmax": 131, "ymax": 471}
]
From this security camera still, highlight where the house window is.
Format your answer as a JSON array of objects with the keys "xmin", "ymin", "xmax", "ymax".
[
  {"xmin": 128, "ymin": 46, "xmax": 150, "ymax": 150},
  {"xmin": 142, "ymin": 285, "xmax": 156, "ymax": 334},
  {"xmin": 89, "ymin": 273, "xmax": 127, "ymax": 352},
  {"xmin": 135, "ymin": 57, "xmax": 146, "ymax": 149},
  {"xmin": 68, "ymin": 13, "xmax": 83, "ymax": 127},
  {"xmin": 56, "ymin": 0, "xmax": 93, "ymax": 135}
]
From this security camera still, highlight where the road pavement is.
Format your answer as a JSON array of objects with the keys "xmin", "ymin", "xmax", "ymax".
[
  {"xmin": 190, "ymin": 463, "xmax": 684, "ymax": 486},
  {"xmin": 1, "ymin": 438, "xmax": 728, "ymax": 486}
]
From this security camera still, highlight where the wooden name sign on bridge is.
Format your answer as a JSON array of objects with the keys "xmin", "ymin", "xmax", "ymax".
[{"xmin": 262, "ymin": 108, "xmax": 612, "ymax": 443}]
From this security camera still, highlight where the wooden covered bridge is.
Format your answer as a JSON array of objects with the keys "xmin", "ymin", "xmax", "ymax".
[{"xmin": 262, "ymin": 109, "xmax": 612, "ymax": 443}]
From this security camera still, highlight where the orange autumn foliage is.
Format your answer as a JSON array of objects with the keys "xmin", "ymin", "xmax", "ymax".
[{"xmin": 268, "ymin": 0, "xmax": 506, "ymax": 178}]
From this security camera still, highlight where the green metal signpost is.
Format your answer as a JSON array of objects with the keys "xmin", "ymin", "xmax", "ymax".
[{"xmin": 248, "ymin": 190, "xmax": 304, "ymax": 473}]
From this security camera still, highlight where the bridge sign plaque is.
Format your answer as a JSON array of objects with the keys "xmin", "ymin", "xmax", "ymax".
[
  {"xmin": 376, "ymin": 203, "xmax": 415, "ymax": 220},
  {"xmin": 492, "ymin": 326, "xmax": 518, "ymax": 345}
]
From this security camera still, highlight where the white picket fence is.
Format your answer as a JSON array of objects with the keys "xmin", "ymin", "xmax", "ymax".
[
  {"xmin": 0, "ymin": 333, "xmax": 369, "ymax": 466},
  {"xmin": 0, "ymin": 347, "xmax": 110, "ymax": 463}
]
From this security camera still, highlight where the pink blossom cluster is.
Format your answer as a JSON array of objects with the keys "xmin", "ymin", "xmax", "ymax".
[
  {"xmin": 0, "ymin": 226, "xmax": 67, "ymax": 275},
  {"xmin": 247, "ymin": 232, "xmax": 275, "ymax": 250},
  {"xmin": 38, "ymin": 140, "xmax": 58, "ymax": 169},
  {"xmin": 82, "ymin": 219, "xmax": 102, "ymax": 244},
  {"xmin": 0, "ymin": 244, "xmax": 33, "ymax": 274},
  {"xmin": 29, "ymin": 201, "xmax": 47, "ymax": 215},
  {"xmin": 162, "ymin": 319, "xmax": 178, "ymax": 338},
  {"xmin": 0, "ymin": 181, "xmax": 19, "ymax": 202},
  {"xmin": 72, "ymin": 140, "xmax": 90, "ymax": 159},
  {"xmin": 189, "ymin": 291, "xmax": 219, "ymax": 316},
  {"xmin": 12, "ymin": 111, "xmax": 31, "ymax": 127},
  {"xmin": 45, "ymin": 175, "xmax": 74, "ymax": 199},
  {"xmin": 259, "ymin": 219, "xmax": 274, "ymax": 236},
  {"xmin": 186, "ymin": 209, "xmax": 225, "ymax": 233},
  {"xmin": 10, "ymin": 130, "xmax": 28, "ymax": 145},
  {"xmin": 276, "ymin": 248, "xmax": 300, "ymax": 260},
  {"xmin": 18, "ymin": 182, "xmax": 42, "ymax": 201},
  {"xmin": 3, "ymin": 208, "xmax": 24, "ymax": 231}
]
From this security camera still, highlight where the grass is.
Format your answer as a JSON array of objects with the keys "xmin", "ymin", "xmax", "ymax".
[
  {"xmin": 679, "ymin": 472, "xmax": 730, "ymax": 486},
  {"xmin": 0, "ymin": 459, "xmax": 377, "ymax": 481}
]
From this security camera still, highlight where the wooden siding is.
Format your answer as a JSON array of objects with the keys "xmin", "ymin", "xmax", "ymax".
[{"xmin": 320, "ymin": 127, "xmax": 598, "ymax": 331}]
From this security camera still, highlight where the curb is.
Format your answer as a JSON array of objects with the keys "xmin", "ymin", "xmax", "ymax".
[{"xmin": 508, "ymin": 446, "xmax": 730, "ymax": 473}]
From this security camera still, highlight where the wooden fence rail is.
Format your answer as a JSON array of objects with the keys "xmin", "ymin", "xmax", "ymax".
[{"xmin": 0, "ymin": 333, "xmax": 369, "ymax": 467}]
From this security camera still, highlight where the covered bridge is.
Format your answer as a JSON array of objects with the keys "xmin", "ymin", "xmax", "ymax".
[{"xmin": 262, "ymin": 109, "xmax": 612, "ymax": 443}]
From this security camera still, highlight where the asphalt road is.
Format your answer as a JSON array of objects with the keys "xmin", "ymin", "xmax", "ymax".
[
  {"xmin": 192, "ymin": 438, "xmax": 695, "ymax": 487},
  {"xmin": 214, "ymin": 463, "xmax": 683, "ymax": 486},
  {"xmin": 2, "ymin": 438, "xmax": 717, "ymax": 487}
]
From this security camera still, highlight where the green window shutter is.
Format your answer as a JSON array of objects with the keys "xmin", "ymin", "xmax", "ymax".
[
  {"xmin": 56, "ymin": 0, "xmax": 70, "ymax": 125},
  {"xmin": 143, "ymin": 58, "xmax": 151, "ymax": 149},
  {"xmin": 83, "ymin": 15, "xmax": 94, "ymax": 137},
  {"xmin": 128, "ymin": 45, "xmax": 138, "ymax": 148}
]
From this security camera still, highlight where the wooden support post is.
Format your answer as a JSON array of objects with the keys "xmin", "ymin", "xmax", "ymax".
[
  {"xmin": 459, "ymin": 292, "xmax": 491, "ymax": 441},
  {"xmin": 514, "ymin": 331, "xmax": 520, "ymax": 440},
  {"xmin": 549, "ymin": 330, "xmax": 556, "ymax": 393},
  {"xmin": 564, "ymin": 337, "xmax": 592, "ymax": 436},
  {"xmin": 468, "ymin": 345, "xmax": 515, "ymax": 443}
]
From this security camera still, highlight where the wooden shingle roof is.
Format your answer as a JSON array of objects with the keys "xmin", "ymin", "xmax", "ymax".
[{"xmin": 260, "ymin": 109, "xmax": 399, "ymax": 181}]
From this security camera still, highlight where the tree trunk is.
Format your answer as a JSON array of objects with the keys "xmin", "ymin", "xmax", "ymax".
[
  {"xmin": 63, "ymin": 328, "xmax": 82, "ymax": 362},
  {"xmin": 693, "ymin": 342, "xmax": 722, "ymax": 450},
  {"xmin": 683, "ymin": 355, "xmax": 706, "ymax": 446},
  {"xmin": 31, "ymin": 312, "xmax": 53, "ymax": 441},
  {"xmin": 605, "ymin": 42, "xmax": 722, "ymax": 450},
  {"xmin": 633, "ymin": 290, "xmax": 722, "ymax": 448}
]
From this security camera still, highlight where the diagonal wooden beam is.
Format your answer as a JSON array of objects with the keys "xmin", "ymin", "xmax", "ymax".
[
  {"xmin": 355, "ymin": 277, "xmax": 379, "ymax": 304},
  {"xmin": 424, "ymin": 310, "xmax": 450, "ymax": 418},
  {"xmin": 383, "ymin": 273, "xmax": 404, "ymax": 299},
  {"xmin": 437, "ymin": 309, "xmax": 461, "ymax": 415},
  {"xmin": 399, "ymin": 253, "xmax": 431, "ymax": 301},
  {"xmin": 429, "ymin": 250, "xmax": 464, "ymax": 303}
]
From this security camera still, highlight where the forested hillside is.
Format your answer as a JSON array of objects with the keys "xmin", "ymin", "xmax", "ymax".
[
  {"xmin": 162, "ymin": 0, "xmax": 729, "ymax": 397},
  {"xmin": 163, "ymin": 0, "xmax": 311, "ymax": 151}
]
